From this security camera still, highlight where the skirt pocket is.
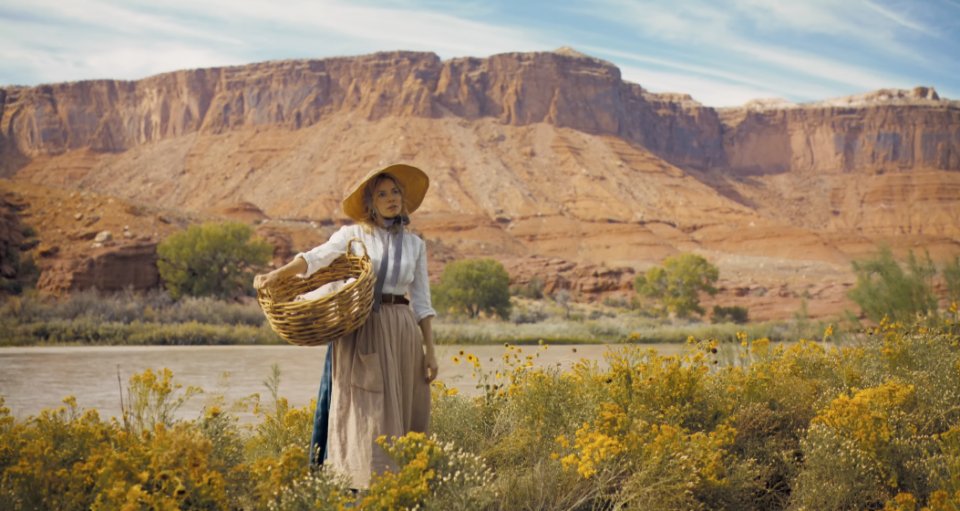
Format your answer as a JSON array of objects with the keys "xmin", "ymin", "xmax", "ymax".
[{"xmin": 351, "ymin": 351, "xmax": 384, "ymax": 392}]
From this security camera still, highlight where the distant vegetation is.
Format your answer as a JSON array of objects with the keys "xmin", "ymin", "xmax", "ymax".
[
  {"xmin": 158, "ymin": 221, "xmax": 273, "ymax": 300},
  {"xmin": 5, "ymin": 245, "xmax": 960, "ymax": 347},
  {"xmin": 0, "ymin": 288, "xmax": 283, "ymax": 346},
  {"xmin": 2, "ymin": 313, "xmax": 960, "ymax": 510},
  {"xmin": 847, "ymin": 246, "xmax": 960, "ymax": 324},
  {"xmin": 634, "ymin": 253, "xmax": 720, "ymax": 319},
  {"xmin": 431, "ymin": 258, "xmax": 512, "ymax": 320},
  {"xmin": 710, "ymin": 304, "xmax": 750, "ymax": 325}
]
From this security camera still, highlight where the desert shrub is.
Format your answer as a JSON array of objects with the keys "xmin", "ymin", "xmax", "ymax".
[
  {"xmin": 125, "ymin": 367, "xmax": 203, "ymax": 435},
  {"xmin": 635, "ymin": 253, "xmax": 720, "ymax": 318},
  {"xmin": 158, "ymin": 221, "xmax": 273, "ymax": 299},
  {"xmin": 944, "ymin": 255, "xmax": 960, "ymax": 304},
  {"xmin": 244, "ymin": 364, "xmax": 314, "ymax": 461},
  {"xmin": 848, "ymin": 246, "xmax": 938, "ymax": 324},
  {"xmin": 511, "ymin": 276, "xmax": 544, "ymax": 300},
  {"xmin": 0, "ymin": 365, "xmax": 339, "ymax": 511},
  {"xmin": 432, "ymin": 258, "xmax": 512, "ymax": 319},
  {"xmin": 365, "ymin": 432, "xmax": 494, "ymax": 511},
  {"xmin": 266, "ymin": 471, "xmax": 354, "ymax": 511},
  {"xmin": 602, "ymin": 295, "xmax": 630, "ymax": 309},
  {"xmin": 711, "ymin": 304, "xmax": 750, "ymax": 324},
  {"xmin": 508, "ymin": 300, "xmax": 549, "ymax": 325}
]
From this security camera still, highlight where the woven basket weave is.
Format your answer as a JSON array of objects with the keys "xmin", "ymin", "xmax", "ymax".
[{"xmin": 257, "ymin": 238, "xmax": 375, "ymax": 346}]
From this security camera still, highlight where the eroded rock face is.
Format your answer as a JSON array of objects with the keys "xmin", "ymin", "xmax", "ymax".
[
  {"xmin": 501, "ymin": 255, "xmax": 636, "ymax": 296},
  {"xmin": 0, "ymin": 50, "xmax": 722, "ymax": 172},
  {"xmin": 719, "ymin": 101, "xmax": 960, "ymax": 176},
  {"xmin": 36, "ymin": 241, "xmax": 160, "ymax": 295}
]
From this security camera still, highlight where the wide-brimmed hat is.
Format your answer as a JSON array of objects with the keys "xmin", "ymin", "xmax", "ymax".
[{"xmin": 341, "ymin": 164, "xmax": 430, "ymax": 222}]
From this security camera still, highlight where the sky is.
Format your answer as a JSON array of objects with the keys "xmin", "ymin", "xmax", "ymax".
[{"xmin": 0, "ymin": 0, "xmax": 958, "ymax": 107}]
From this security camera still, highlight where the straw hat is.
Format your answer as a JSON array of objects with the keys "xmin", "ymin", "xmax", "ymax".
[{"xmin": 341, "ymin": 164, "xmax": 430, "ymax": 222}]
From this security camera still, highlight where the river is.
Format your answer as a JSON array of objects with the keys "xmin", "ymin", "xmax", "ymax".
[{"xmin": 0, "ymin": 343, "xmax": 687, "ymax": 423}]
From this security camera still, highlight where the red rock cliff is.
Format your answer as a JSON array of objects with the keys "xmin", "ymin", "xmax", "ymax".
[
  {"xmin": 719, "ymin": 88, "xmax": 960, "ymax": 176},
  {"xmin": 0, "ymin": 49, "xmax": 722, "ymax": 172}
]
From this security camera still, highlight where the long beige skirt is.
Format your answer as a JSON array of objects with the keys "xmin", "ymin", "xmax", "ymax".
[{"xmin": 325, "ymin": 303, "xmax": 431, "ymax": 489}]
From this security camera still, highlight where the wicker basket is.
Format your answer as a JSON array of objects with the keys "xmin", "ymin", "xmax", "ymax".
[{"xmin": 257, "ymin": 238, "xmax": 375, "ymax": 346}]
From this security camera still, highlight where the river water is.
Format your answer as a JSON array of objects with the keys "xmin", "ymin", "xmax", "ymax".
[{"xmin": 0, "ymin": 343, "xmax": 686, "ymax": 423}]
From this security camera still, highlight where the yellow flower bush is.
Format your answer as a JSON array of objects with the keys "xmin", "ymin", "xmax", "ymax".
[
  {"xmin": 814, "ymin": 382, "xmax": 916, "ymax": 454},
  {"xmin": 364, "ymin": 432, "xmax": 493, "ymax": 511},
  {"xmin": 4, "ymin": 315, "xmax": 960, "ymax": 510}
]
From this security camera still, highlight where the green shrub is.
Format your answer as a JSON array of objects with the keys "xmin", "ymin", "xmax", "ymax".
[
  {"xmin": 511, "ymin": 276, "xmax": 544, "ymax": 300},
  {"xmin": 158, "ymin": 221, "xmax": 273, "ymax": 299},
  {"xmin": 847, "ymin": 246, "xmax": 937, "ymax": 324},
  {"xmin": 635, "ymin": 253, "xmax": 719, "ymax": 318},
  {"xmin": 710, "ymin": 305, "xmax": 750, "ymax": 324},
  {"xmin": 432, "ymin": 258, "xmax": 511, "ymax": 319}
]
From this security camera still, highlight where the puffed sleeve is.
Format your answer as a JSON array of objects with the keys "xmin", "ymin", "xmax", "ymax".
[
  {"xmin": 293, "ymin": 225, "xmax": 354, "ymax": 278},
  {"xmin": 408, "ymin": 239, "xmax": 436, "ymax": 321}
]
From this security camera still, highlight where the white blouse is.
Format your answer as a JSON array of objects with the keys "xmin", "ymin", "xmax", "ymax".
[{"xmin": 294, "ymin": 224, "xmax": 437, "ymax": 322}]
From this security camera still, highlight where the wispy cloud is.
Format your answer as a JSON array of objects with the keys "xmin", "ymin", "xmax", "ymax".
[
  {"xmin": 617, "ymin": 64, "xmax": 782, "ymax": 107},
  {"xmin": 574, "ymin": 0, "xmax": 942, "ymax": 102},
  {"xmin": 0, "ymin": 0, "xmax": 550, "ymax": 85},
  {"xmin": 860, "ymin": 0, "xmax": 929, "ymax": 32},
  {"xmin": 728, "ymin": 43, "xmax": 906, "ymax": 91},
  {"xmin": 580, "ymin": 44, "xmax": 842, "ymax": 102},
  {"xmin": 23, "ymin": 0, "xmax": 240, "ymax": 44},
  {"xmin": 111, "ymin": 0, "xmax": 547, "ymax": 58},
  {"xmin": 0, "ymin": 0, "xmax": 956, "ymax": 106}
]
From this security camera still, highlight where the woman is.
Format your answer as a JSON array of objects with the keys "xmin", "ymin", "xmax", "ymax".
[{"xmin": 253, "ymin": 164, "xmax": 439, "ymax": 489}]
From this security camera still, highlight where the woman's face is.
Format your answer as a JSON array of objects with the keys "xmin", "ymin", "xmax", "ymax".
[{"xmin": 372, "ymin": 177, "xmax": 403, "ymax": 219}]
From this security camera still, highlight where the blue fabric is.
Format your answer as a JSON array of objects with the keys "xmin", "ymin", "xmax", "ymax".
[{"xmin": 309, "ymin": 345, "xmax": 333, "ymax": 467}]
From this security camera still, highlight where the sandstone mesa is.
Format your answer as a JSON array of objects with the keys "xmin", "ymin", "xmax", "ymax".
[{"xmin": 1, "ymin": 48, "xmax": 958, "ymax": 321}]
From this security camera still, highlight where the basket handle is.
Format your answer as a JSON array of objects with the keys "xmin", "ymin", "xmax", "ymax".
[{"xmin": 347, "ymin": 238, "xmax": 368, "ymax": 258}]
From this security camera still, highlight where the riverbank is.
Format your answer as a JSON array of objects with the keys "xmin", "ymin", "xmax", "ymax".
[{"xmin": 0, "ymin": 289, "xmax": 830, "ymax": 347}]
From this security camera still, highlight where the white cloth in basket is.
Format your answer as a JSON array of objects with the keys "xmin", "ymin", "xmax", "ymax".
[
  {"xmin": 294, "ymin": 278, "xmax": 356, "ymax": 302},
  {"xmin": 294, "ymin": 224, "xmax": 436, "ymax": 321}
]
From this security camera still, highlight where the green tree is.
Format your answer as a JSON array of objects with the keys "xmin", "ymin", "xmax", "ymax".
[
  {"xmin": 634, "ymin": 253, "xmax": 719, "ymax": 318},
  {"xmin": 157, "ymin": 221, "xmax": 273, "ymax": 299},
  {"xmin": 432, "ymin": 258, "xmax": 511, "ymax": 319},
  {"xmin": 847, "ymin": 246, "xmax": 937, "ymax": 324}
]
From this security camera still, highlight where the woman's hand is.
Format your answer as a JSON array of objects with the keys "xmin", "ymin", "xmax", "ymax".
[
  {"xmin": 423, "ymin": 350, "xmax": 439, "ymax": 383},
  {"xmin": 419, "ymin": 316, "xmax": 437, "ymax": 383},
  {"xmin": 253, "ymin": 271, "xmax": 279, "ymax": 290}
]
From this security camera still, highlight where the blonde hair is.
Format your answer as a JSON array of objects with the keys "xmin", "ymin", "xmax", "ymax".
[{"xmin": 358, "ymin": 173, "xmax": 410, "ymax": 234}]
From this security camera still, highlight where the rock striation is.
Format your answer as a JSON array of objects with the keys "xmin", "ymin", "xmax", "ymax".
[
  {"xmin": 36, "ymin": 241, "xmax": 161, "ymax": 295},
  {"xmin": 0, "ymin": 49, "xmax": 722, "ymax": 172}
]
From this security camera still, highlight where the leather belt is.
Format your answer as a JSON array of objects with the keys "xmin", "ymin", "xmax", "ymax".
[{"xmin": 381, "ymin": 294, "xmax": 409, "ymax": 305}]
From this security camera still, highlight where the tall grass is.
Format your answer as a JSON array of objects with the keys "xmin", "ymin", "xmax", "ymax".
[
  {"xmin": 433, "ymin": 313, "xmax": 819, "ymax": 345},
  {"xmin": 2, "ymin": 289, "xmax": 826, "ymax": 347},
  {"xmin": 0, "ymin": 289, "xmax": 283, "ymax": 346}
]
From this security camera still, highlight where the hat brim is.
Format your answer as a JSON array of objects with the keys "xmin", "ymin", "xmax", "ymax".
[{"xmin": 342, "ymin": 164, "xmax": 430, "ymax": 222}]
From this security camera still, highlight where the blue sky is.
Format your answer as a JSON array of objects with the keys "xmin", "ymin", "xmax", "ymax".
[{"xmin": 1, "ymin": 0, "xmax": 958, "ymax": 107}]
